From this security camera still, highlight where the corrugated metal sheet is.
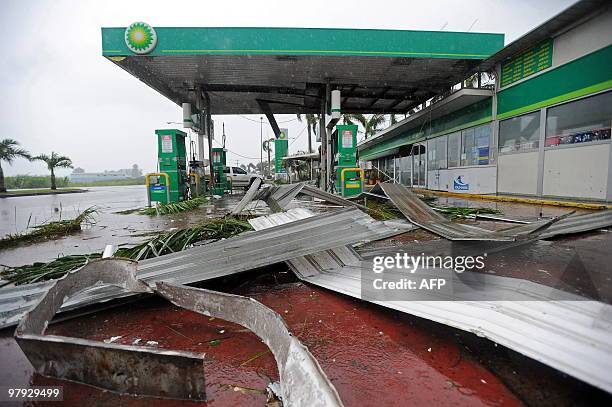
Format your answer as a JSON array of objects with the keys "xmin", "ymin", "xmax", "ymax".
[
  {"xmin": 230, "ymin": 177, "xmax": 262, "ymax": 215},
  {"xmin": 249, "ymin": 208, "xmax": 315, "ymax": 230},
  {"xmin": 225, "ymin": 210, "xmax": 612, "ymax": 392},
  {"xmin": 262, "ymin": 183, "xmax": 306, "ymax": 212},
  {"xmin": 372, "ymin": 183, "xmax": 602, "ymax": 241},
  {"xmin": 287, "ymin": 248, "xmax": 612, "ymax": 394},
  {"xmin": 300, "ymin": 185, "xmax": 368, "ymax": 211},
  {"xmin": 0, "ymin": 208, "xmax": 397, "ymax": 329}
]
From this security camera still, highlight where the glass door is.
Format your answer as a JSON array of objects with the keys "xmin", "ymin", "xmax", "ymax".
[{"xmin": 411, "ymin": 144, "xmax": 427, "ymax": 188}]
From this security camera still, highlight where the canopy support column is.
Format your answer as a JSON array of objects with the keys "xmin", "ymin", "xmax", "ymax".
[
  {"xmin": 196, "ymin": 89, "xmax": 206, "ymax": 164},
  {"xmin": 319, "ymin": 86, "xmax": 328, "ymax": 190},
  {"xmin": 199, "ymin": 91, "xmax": 214, "ymax": 195}
]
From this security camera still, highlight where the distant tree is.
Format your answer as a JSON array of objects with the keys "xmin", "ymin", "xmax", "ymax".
[
  {"xmin": 388, "ymin": 114, "xmax": 401, "ymax": 125},
  {"xmin": 262, "ymin": 137, "xmax": 275, "ymax": 178},
  {"xmin": 286, "ymin": 157, "xmax": 309, "ymax": 182},
  {"xmin": 131, "ymin": 164, "xmax": 142, "ymax": 177},
  {"xmin": 33, "ymin": 152, "xmax": 73, "ymax": 190},
  {"xmin": 0, "ymin": 139, "xmax": 31, "ymax": 193},
  {"xmin": 296, "ymin": 114, "xmax": 319, "ymax": 153},
  {"xmin": 342, "ymin": 114, "xmax": 387, "ymax": 139},
  {"xmin": 239, "ymin": 163, "xmax": 247, "ymax": 171},
  {"xmin": 72, "ymin": 167, "xmax": 85, "ymax": 174}
]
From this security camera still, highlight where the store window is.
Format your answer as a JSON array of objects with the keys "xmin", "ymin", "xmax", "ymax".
[
  {"xmin": 545, "ymin": 92, "xmax": 612, "ymax": 147},
  {"xmin": 499, "ymin": 111, "xmax": 541, "ymax": 153},
  {"xmin": 448, "ymin": 132, "xmax": 460, "ymax": 167},
  {"xmin": 461, "ymin": 124, "xmax": 491, "ymax": 166},
  {"xmin": 428, "ymin": 135, "xmax": 447, "ymax": 170}
]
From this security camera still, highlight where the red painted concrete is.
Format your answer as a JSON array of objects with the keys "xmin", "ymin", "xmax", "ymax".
[{"xmin": 0, "ymin": 280, "xmax": 523, "ymax": 406}]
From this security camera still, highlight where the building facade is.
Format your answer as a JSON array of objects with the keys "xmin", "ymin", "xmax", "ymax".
[{"xmin": 359, "ymin": 3, "xmax": 612, "ymax": 202}]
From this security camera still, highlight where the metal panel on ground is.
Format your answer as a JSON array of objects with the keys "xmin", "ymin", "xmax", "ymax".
[
  {"xmin": 15, "ymin": 259, "xmax": 206, "ymax": 401},
  {"xmin": 249, "ymin": 208, "xmax": 315, "ymax": 230},
  {"xmin": 266, "ymin": 183, "xmax": 306, "ymax": 212},
  {"xmin": 371, "ymin": 183, "xmax": 581, "ymax": 241},
  {"xmin": 0, "ymin": 209, "xmax": 398, "ymax": 329},
  {"xmin": 230, "ymin": 177, "xmax": 262, "ymax": 215},
  {"xmin": 287, "ymin": 249, "xmax": 612, "ymax": 394},
  {"xmin": 300, "ymin": 185, "xmax": 368, "ymax": 211}
]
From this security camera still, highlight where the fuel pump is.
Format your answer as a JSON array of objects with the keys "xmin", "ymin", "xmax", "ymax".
[
  {"xmin": 147, "ymin": 129, "xmax": 188, "ymax": 205},
  {"xmin": 211, "ymin": 147, "xmax": 227, "ymax": 195},
  {"xmin": 333, "ymin": 124, "xmax": 363, "ymax": 197}
]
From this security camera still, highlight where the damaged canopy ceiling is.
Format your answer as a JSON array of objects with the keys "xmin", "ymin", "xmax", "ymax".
[{"xmin": 101, "ymin": 26, "xmax": 504, "ymax": 114}]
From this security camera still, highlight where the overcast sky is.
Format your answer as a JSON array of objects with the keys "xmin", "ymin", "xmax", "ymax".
[{"xmin": 0, "ymin": 0, "xmax": 575, "ymax": 176}]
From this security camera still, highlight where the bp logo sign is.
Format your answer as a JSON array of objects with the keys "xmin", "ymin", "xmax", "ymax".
[
  {"xmin": 278, "ymin": 128, "xmax": 288, "ymax": 140},
  {"xmin": 125, "ymin": 22, "xmax": 157, "ymax": 54}
]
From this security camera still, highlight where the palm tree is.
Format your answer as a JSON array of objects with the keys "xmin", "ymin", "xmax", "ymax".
[
  {"xmin": 262, "ymin": 137, "xmax": 275, "ymax": 177},
  {"xmin": 296, "ymin": 114, "xmax": 319, "ymax": 153},
  {"xmin": 34, "ymin": 152, "xmax": 73, "ymax": 190},
  {"xmin": 285, "ymin": 155, "xmax": 309, "ymax": 182},
  {"xmin": 342, "ymin": 114, "xmax": 387, "ymax": 139},
  {"xmin": 0, "ymin": 139, "xmax": 31, "ymax": 193},
  {"xmin": 388, "ymin": 114, "xmax": 401, "ymax": 125}
]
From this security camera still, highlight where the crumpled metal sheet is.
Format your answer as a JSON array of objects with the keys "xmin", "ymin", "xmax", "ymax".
[
  {"xmin": 157, "ymin": 282, "xmax": 345, "ymax": 407},
  {"xmin": 300, "ymin": 184, "xmax": 368, "ymax": 211},
  {"xmin": 230, "ymin": 177, "xmax": 262, "ymax": 215},
  {"xmin": 14, "ymin": 258, "xmax": 343, "ymax": 404},
  {"xmin": 15, "ymin": 258, "xmax": 207, "ymax": 400},
  {"xmin": 0, "ymin": 208, "xmax": 398, "ymax": 329},
  {"xmin": 255, "ymin": 183, "xmax": 306, "ymax": 213},
  {"xmin": 247, "ymin": 210, "xmax": 612, "ymax": 394},
  {"xmin": 287, "ymin": 247, "xmax": 612, "ymax": 394},
  {"xmin": 371, "ymin": 183, "xmax": 577, "ymax": 241}
]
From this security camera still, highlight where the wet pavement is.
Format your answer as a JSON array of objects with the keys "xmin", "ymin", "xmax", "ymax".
[{"xmin": 0, "ymin": 186, "xmax": 245, "ymax": 266}]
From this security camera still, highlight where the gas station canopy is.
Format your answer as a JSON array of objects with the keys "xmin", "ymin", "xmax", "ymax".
[{"xmin": 102, "ymin": 26, "xmax": 504, "ymax": 115}]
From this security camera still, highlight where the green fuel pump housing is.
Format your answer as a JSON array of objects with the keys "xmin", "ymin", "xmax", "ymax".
[
  {"xmin": 334, "ymin": 124, "xmax": 362, "ymax": 196},
  {"xmin": 150, "ymin": 129, "xmax": 188, "ymax": 204},
  {"xmin": 211, "ymin": 147, "xmax": 227, "ymax": 195}
]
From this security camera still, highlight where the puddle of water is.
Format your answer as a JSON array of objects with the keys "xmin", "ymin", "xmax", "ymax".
[{"xmin": 0, "ymin": 186, "xmax": 254, "ymax": 266}]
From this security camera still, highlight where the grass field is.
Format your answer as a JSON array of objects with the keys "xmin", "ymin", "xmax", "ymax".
[
  {"xmin": 0, "ymin": 188, "xmax": 86, "ymax": 197},
  {"xmin": 68, "ymin": 177, "xmax": 144, "ymax": 187}
]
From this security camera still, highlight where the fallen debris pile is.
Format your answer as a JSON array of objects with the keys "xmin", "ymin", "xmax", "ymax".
[
  {"xmin": 251, "ymin": 208, "xmax": 612, "ymax": 395},
  {"xmin": 15, "ymin": 258, "xmax": 343, "ymax": 404},
  {"xmin": 0, "ymin": 207, "xmax": 97, "ymax": 249},
  {"xmin": 139, "ymin": 196, "xmax": 209, "ymax": 216},
  {"xmin": 430, "ymin": 204, "xmax": 502, "ymax": 219},
  {"xmin": 0, "ymin": 208, "xmax": 399, "ymax": 327},
  {"xmin": 0, "ymin": 217, "xmax": 252, "ymax": 286}
]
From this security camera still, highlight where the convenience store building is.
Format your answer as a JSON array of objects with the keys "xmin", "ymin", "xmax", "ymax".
[{"xmin": 358, "ymin": 0, "xmax": 612, "ymax": 202}]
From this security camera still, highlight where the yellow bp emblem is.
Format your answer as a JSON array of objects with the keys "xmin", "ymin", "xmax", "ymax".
[{"xmin": 125, "ymin": 22, "xmax": 157, "ymax": 54}]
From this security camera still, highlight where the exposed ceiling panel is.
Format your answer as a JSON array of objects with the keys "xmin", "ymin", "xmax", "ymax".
[{"xmin": 102, "ymin": 27, "xmax": 504, "ymax": 115}]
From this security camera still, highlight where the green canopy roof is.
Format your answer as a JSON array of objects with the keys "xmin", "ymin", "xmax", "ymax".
[{"xmin": 102, "ymin": 26, "xmax": 504, "ymax": 115}]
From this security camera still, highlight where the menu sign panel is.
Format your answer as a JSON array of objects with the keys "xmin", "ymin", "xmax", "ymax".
[{"xmin": 501, "ymin": 39, "xmax": 553, "ymax": 87}]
